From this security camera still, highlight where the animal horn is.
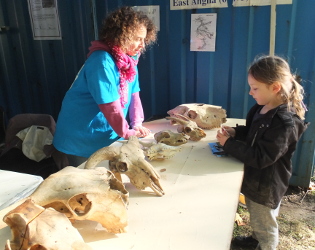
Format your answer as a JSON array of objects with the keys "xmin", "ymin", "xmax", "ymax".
[{"xmin": 85, "ymin": 146, "xmax": 120, "ymax": 169}]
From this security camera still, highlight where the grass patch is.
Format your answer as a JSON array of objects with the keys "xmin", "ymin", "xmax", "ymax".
[{"xmin": 232, "ymin": 188, "xmax": 315, "ymax": 250}]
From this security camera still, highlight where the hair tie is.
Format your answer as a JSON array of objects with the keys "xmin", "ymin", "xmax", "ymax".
[{"xmin": 301, "ymin": 101, "xmax": 308, "ymax": 111}]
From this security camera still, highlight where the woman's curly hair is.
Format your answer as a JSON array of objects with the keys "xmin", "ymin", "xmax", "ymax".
[{"xmin": 99, "ymin": 6, "xmax": 157, "ymax": 53}]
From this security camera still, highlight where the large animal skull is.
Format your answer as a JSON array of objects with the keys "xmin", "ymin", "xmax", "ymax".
[
  {"xmin": 28, "ymin": 166, "xmax": 129, "ymax": 234},
  {"xmin": 165, "ymin": 115, "xmax": 206, "ymax": 141},
  {"xmin": 4, "ymin": 199, "xmax": 92, "ymax": 250},
  {"xmin": 154, "ymin": 130, "xmax": 189, "ymax": 146},
  {"xmin": 141, "ymin": 142, "xmax": 182, "ymax": 161},
  {"xmin": 167, "ymin": 103, "xmax": 227, "ymax": 129},
  {"xmin": 85, "ymin": 136, "xmax": 165, "ymax": 197}
]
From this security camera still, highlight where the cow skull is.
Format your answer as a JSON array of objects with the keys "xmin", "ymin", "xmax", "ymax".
[
  {"xmin": 154, "ymin": 130, "xmax": 188, "ymax": 146},
  {"xmin": 27, "ymin": 166, "xmax": 129, "ymax": 234},
  {"xmin": 167, "ymin": 103, "xmax": 227, "ymax": 129},
  {"xmin": 85, "ymin": 136, "xmax": 165, "ymax": 197},
  {"xmin": 165, "ymin": 115, "xmax": 206, "ymax": 141},
  {"xmin": 4, "ymin": 199, "xmax": 93, "ymax": 250}
]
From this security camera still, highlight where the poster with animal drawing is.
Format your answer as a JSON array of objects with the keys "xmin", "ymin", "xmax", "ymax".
[
  {"xmin": 190, "ymin": 13, "xmax": 217, "ymax": 52},
  {"xmin": 133, "ymin": 5, "xmax": 160, "ymax": 31}
]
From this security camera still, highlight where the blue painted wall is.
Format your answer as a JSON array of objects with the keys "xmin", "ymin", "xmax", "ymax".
[{"xmin": 0, "ymin": 0, "xmax": 314, "ymax": 186}]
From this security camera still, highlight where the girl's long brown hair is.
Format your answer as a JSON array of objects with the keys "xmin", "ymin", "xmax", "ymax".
[{"xmin": 248, "ymin": 55, "xmax": 306, "ymax": 120}]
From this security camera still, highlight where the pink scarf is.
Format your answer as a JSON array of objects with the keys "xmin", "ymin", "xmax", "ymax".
[{"xmin": 87, "ymin": 41, "xmax": 139, "ymax": 108}]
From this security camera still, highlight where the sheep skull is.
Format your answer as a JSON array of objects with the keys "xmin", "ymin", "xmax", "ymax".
[
  {"xmin": 85, "ymin": 136, "xmax": 165, "ymax": 196},
  {"xmin": 154, "ymin": 130, "xmax": 188, "ymax": 146},
  {"xmin": 4, "ymin": 199, "xmax": 93, "ymax": 250},
  {"xmin": 28, "ymin": 166, "xmax": 129, "ymax": 234},
  {"xmin": 141, "ymin": 142, "xmax": 182, "ymax": 161},
  {"xmin": 165, "ymin": 115, "xmax": 206, "ymax": 141}
]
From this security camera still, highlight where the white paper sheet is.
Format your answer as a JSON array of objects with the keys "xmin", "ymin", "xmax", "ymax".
[
  {"xmin": 190, "ymin": 13, "xmax": 217, "ymax": 52},
  {"xmin": 0, "ymin": 170, "xmax": 43, "ymax": 210},
  {"xmin": 233, "ymin": 0, "xmax": 292, "ymax": 7}
]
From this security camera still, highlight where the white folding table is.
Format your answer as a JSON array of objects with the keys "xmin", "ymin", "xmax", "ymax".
[{"xmin": 0, "ymin": 118, "xmax": 245, "ymax": 250}]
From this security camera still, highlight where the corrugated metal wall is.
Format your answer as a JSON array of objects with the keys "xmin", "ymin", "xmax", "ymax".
[{"xmin": 0, "ymin": 0, "xmax": 314, "ymax": 187}]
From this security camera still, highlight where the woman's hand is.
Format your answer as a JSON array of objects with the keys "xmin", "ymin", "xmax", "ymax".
[{"xmin": 133, "ymin": 126, "xmax": 151, "ymax": 138}]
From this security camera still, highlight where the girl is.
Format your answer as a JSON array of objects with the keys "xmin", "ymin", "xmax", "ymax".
[
  {"xmin": 216, "ymin": 55, "xmax": 308, "ymax": 250},
  {"xmin": 53, "ymin": 7, "xmax": 157, "ymax": 166}
]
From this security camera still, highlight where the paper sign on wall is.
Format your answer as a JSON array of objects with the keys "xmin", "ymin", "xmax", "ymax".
[
  {"xmin": 171, "ymin": 0, "xmax": 228, "ymax": 10},
  {"xmin": 133, "ymin": 6, "xmax": 160, "ymax": 31},
  {"xmin": 190, "ymin": 13, "xmax": 217, "ymax": 52},
  {"xmin": 233, "ymin": 0, "xmax": 292, "ymax": 6},
  {"xmin": 27, "ymin": 0, "xmax": 62, "ymax": 40}
]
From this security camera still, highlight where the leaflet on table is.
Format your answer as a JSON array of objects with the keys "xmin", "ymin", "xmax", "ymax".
[{"xmin": 208, "ymin": 142, "xmax": 228, "ymax": 157}]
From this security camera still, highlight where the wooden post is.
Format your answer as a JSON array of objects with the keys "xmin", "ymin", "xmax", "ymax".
[{"xmin": 270, "ymin": 0, "xmax": 276, "ymax": 55}]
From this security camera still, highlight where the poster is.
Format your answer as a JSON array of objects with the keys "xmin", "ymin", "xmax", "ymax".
[
  {"xmin": 133, "ymin": 6, "xmax": 160, "ymax": 31},
  {"xmin": 190, "ymin": 13, "xmax": 217, "ymax": 52},
  {"xmin": 171, "ymin": 0, "xmax": 228, "ymax": 10},
  {"xmin": 27, "ymin": 0, "xmax": 62, "ymax": 40},
  {"xmin": 233, "ymin": 0, "xmax": 292, "ymax": 7}
]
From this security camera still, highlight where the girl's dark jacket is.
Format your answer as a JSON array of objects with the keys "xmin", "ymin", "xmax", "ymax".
[{"xmin": 223, "ymin": 103, "xmax": 308, "ymax": 209}]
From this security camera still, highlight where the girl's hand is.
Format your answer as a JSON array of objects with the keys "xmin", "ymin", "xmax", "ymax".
[
  {"xmin": 216, "ymin": 130, "xmax": 230, "ymax": 146},
  {"xmin": 221, "ymin": 126, "xmax": 236, "ymax": 137},
  {"xmin": 134, "ymin": 126, "xmax": 151, "ymax": 138}
]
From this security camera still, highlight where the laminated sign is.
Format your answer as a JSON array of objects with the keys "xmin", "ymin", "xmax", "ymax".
[
  {"xmin": 233, "ymin": 0, "xmax": 292, "ymax": 6},
  {"xmin": 170, "ymin": 0, "xmax": 228, "ymax": 10},
  {"xmin": 27, "ymin": 0, "xmax": 62, "ymax": 40}
]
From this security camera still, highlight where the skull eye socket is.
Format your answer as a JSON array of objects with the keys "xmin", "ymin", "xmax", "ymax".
[
  {"xmin": 187, "ymin": 110, "xmax": 197, "ymax": 119},
  {"xmin": 184, "ymin": 127, "xmax": 192, "ymax": 133},
  {"xmin": 69, "ymin": 194, "xmax": 92, "ymax": 216},
  {"xmin": 162, "ymin": 132, "xmax": 171, "ymax": 138},
  {"xmin": 170, "ymin": 120, "xmax": 177, "ymax": 125},
  {"xmin": 116, "ymin": 162, "xmax": 128, "ymax": 172}
]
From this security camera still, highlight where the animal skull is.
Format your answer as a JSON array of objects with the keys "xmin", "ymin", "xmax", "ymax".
[
  {"xmin": 154, "ymin": 130, "xmax": 189, "ymax": 146},
  {"xmin": 85, "ymin": 136, "xmax": 165, "ymax": 197},
  {"xmin": 27, "ymin": 166, "xmax": 129, "ymax": 234},
  {"xmin": 4, "ymin": 199, "xmax": 92, "ymax": 250},
  {"xmin": 167, "ymin": 103, "xmax": 227, "ymax": 129},
  {"xmin": 165, "ymin": 115, "xmax": 206, "ymax": 141},
  {"xmin": 141, "ymin": 142, "xmax": 182, "ymax": 161}
]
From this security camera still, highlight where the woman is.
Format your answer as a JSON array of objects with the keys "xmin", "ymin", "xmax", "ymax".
[{"xmin": 53, "ymin": 6, "xmax": 157, "ymax": 166}]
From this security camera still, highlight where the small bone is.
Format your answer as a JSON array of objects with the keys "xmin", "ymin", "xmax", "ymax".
[{"xmin": 165, "ymin": 115, "xmax": 206, "ymax": 141}]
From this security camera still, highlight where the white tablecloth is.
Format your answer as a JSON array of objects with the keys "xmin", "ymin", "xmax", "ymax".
[
  {"xmin": 0, "ymin": 118, "xmax": 245, "ymax": 250},
  {"xmin": 0, "ymin": 170, "xmax": 43, "ymax": 210}
]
